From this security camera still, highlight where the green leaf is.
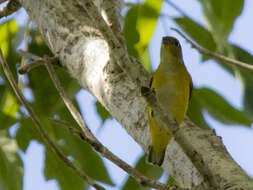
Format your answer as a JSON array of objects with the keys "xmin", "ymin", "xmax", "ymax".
[
  {"xmin": 139, "ymin": 47, "xmax": 151, "ymax": 72},
  {"xmin": 27, "ymin": 30, "xmax": 63, "ymax": 114},
  {"xmin": 122, "ymin": 154, "xmax": 163, "ymax": 190},
  {"xmin": 135, "ymin": 0, "xmax": 163, "ymax": 53},
  {"xmin": 16, "ymin": 103, "xmax": 114, "ymax": 187},
  {"xmin": 243, "ymin": 84, "xmax": 253, "ymax": 119},
  {"xmin": 49, "ymin": 95, "xmax": 114, "ymax": 185},
  {"xmin": 0, "ymin": 113, "xmax": 17, "ymax": 130},
  {"xmin": 198, "ymin": 0, "xmax": 244, "ymax": 39},
  {"xmin": 2, "ymin": 92, "xmax": 18, "ymax": 118},
  {"xmin": 0, "ymin": 85, "xmax": 6, "ymax": 102},
  {"xmin": 124, "ymin": 6, "xmax": 140, "ymax": 58},
  {"xmin": 124, "ymin": 0, "xmax": 162, "ymax": 71},
  {"xmin": 95, "ymin": 101, "xmax": 111, "ymax": 124},
  {"xmin": 231, "ymin": 45, "xmax": 253, "ymax": 117},
  {"xmin": 0, "ymin": 20, "xmax": 19, "ymax": 80},
  {"xmin": 187, "ymin": 89, "xmax": 211, "ymax": 129},
  {"xmin": 16, "ymin": 118, "xmax": 43, "ymax": 151},
  {"xmin": 27, "ymin": 66, "xmax": 60, "ymax": 115},
  {"xmin": 0, "ymin": 86, "xmax": 18, "ymax": 130},
  {"xmin": 173, "ymin": 17, "xmax": 216, "ymax": 52},
  {"xmin": 24, "ymin": 30, "xmax": 80, "ymax": 117},
  {"xmin": 231, "ymin": 45, "xmax": 253, "ymax": 65},
  {"xmin": 167, "ymin": 176, "xmax": 180, "ymax": 187},
  {"xmin": 51, "ymin": 121, "xmax": 114, "ymax": 186},
  {"xmin": 26, "ymin": 65, "xmax": 79, "ymax": 116},
  {"xmin": 18, "ymin": 116, "xmax": 114, "ymax": 188},
  {"xmin": 0, "ymin": 131, "xmax": 23, "ymax": 190},
  {"xmin": 195, "ymin": 88, "xmax": 252, "ymax": 126},
  {"xmin": 0, "ymin": 20, "xmax": 18, "ymax": 57},
  {"xmin": 44, "ymin": 148, "xmax": 87, "ymax": 190}
]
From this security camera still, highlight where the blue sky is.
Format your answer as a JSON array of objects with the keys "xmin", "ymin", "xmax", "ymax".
[{"xmin": 8, "ymin": 0, "xmax": 253, "ymax": 190}]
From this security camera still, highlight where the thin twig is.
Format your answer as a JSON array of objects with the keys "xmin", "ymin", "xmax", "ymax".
[
  {"xmin": 18, "ymin": 50, "xmax": 43, "ymax": 61},
  {"xmin": 18, "ymin": 18, "xmax": 30, "ymax": 89},
  {"xmin": 0, "ymin": 49, "xmax": 106, "ymax": 190},
  {"xmin": 164, "ymin": 0, "xmax": 189, "ymax": 18},
  {"xmin": 50, "ymin": 118, "xmax": 83, "ymax": 137},
  {"xmin": 45, "ymin": 58, "xmax": 184, "ymax": 190},
  {"xmin": 18, "ymin": 50, "xmax": 61, "ymax": 74},
  {"xmin": 171, "ymin": 28, "xmax": 253, "ymax": 71},
  {"xmin": 45, "ymin": 61, "xmax": 96, "ymax": 141},
  {"xmin": 0, "ymin": 0, "xmax": 21, "ymax": 18},
  {"xmin": 18, "ymin": 61, "xmax": 44, "ymax": 74}
]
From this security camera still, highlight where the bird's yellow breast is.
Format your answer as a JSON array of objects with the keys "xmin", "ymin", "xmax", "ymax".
[{"xmin": 151, "ymin": 62, "xmax": 191, "ymax": 124}]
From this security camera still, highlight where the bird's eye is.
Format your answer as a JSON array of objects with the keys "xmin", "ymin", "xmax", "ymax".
[{"xmin": 151, "ymin": 110, "xmax": 154, "ymax": 117}]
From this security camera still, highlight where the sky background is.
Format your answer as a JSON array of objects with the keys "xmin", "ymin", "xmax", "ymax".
[{"xmin": 5, "ymin": 0, "xmax": 253, "ymax": 189}]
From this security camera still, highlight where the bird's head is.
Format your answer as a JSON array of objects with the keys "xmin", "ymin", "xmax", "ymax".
[{"xmin": 161, "ymin": 36, "xmax": 182, "ymax": 61}]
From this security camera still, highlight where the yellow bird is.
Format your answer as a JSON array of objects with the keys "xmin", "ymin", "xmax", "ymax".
[{"xmin": 147, "ymin": 36, "xmax": 192, "ymax": 166}]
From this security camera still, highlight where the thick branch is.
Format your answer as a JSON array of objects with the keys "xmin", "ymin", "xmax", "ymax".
[
  {"xmin": 19, "ymin": 0, "xmax": 253, "ymax": 189},
  {"xmin": 0, "ymin": 0, "xmax": 21, "ymax": 18},
  {"xmin": 101, "ymin": 0, "xmax": 125, "ymax": 44},
  {"xmin": 76, "ymin": 0, "xmax": 147, "ymax": 86}
]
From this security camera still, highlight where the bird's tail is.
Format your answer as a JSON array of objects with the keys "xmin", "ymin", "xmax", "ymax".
[
  {"xmin": 146, "ymin": 106, "xmax": 171, "ymax": 166},
  {"xmin": 148, "ymin": 146, "xmax": 166, "ymax": 166}
]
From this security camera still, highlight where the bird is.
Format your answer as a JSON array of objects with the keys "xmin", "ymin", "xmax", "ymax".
[{"xmin": 147, "ymin": 36, "xmax": 192, "ymax": 166}]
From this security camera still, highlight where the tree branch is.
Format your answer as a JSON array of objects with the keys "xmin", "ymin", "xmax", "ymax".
[
  {"xmin": 171, "ymin": 28, "xmax": 253, "ymax": 71},
  {"xmin": 0, "ymin": 0, "xmax": 21, "ymax": 19},
  {"xmin": 76, "ymin": 0, "xmax": 146, "ymax": 86},
  {"xmin": 0, "ymin": 49, "xmax": 106, "ymax": 190},
  {"xmin": 101, "ymin": 0, "xmax": 125, "ymax": 44}
]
